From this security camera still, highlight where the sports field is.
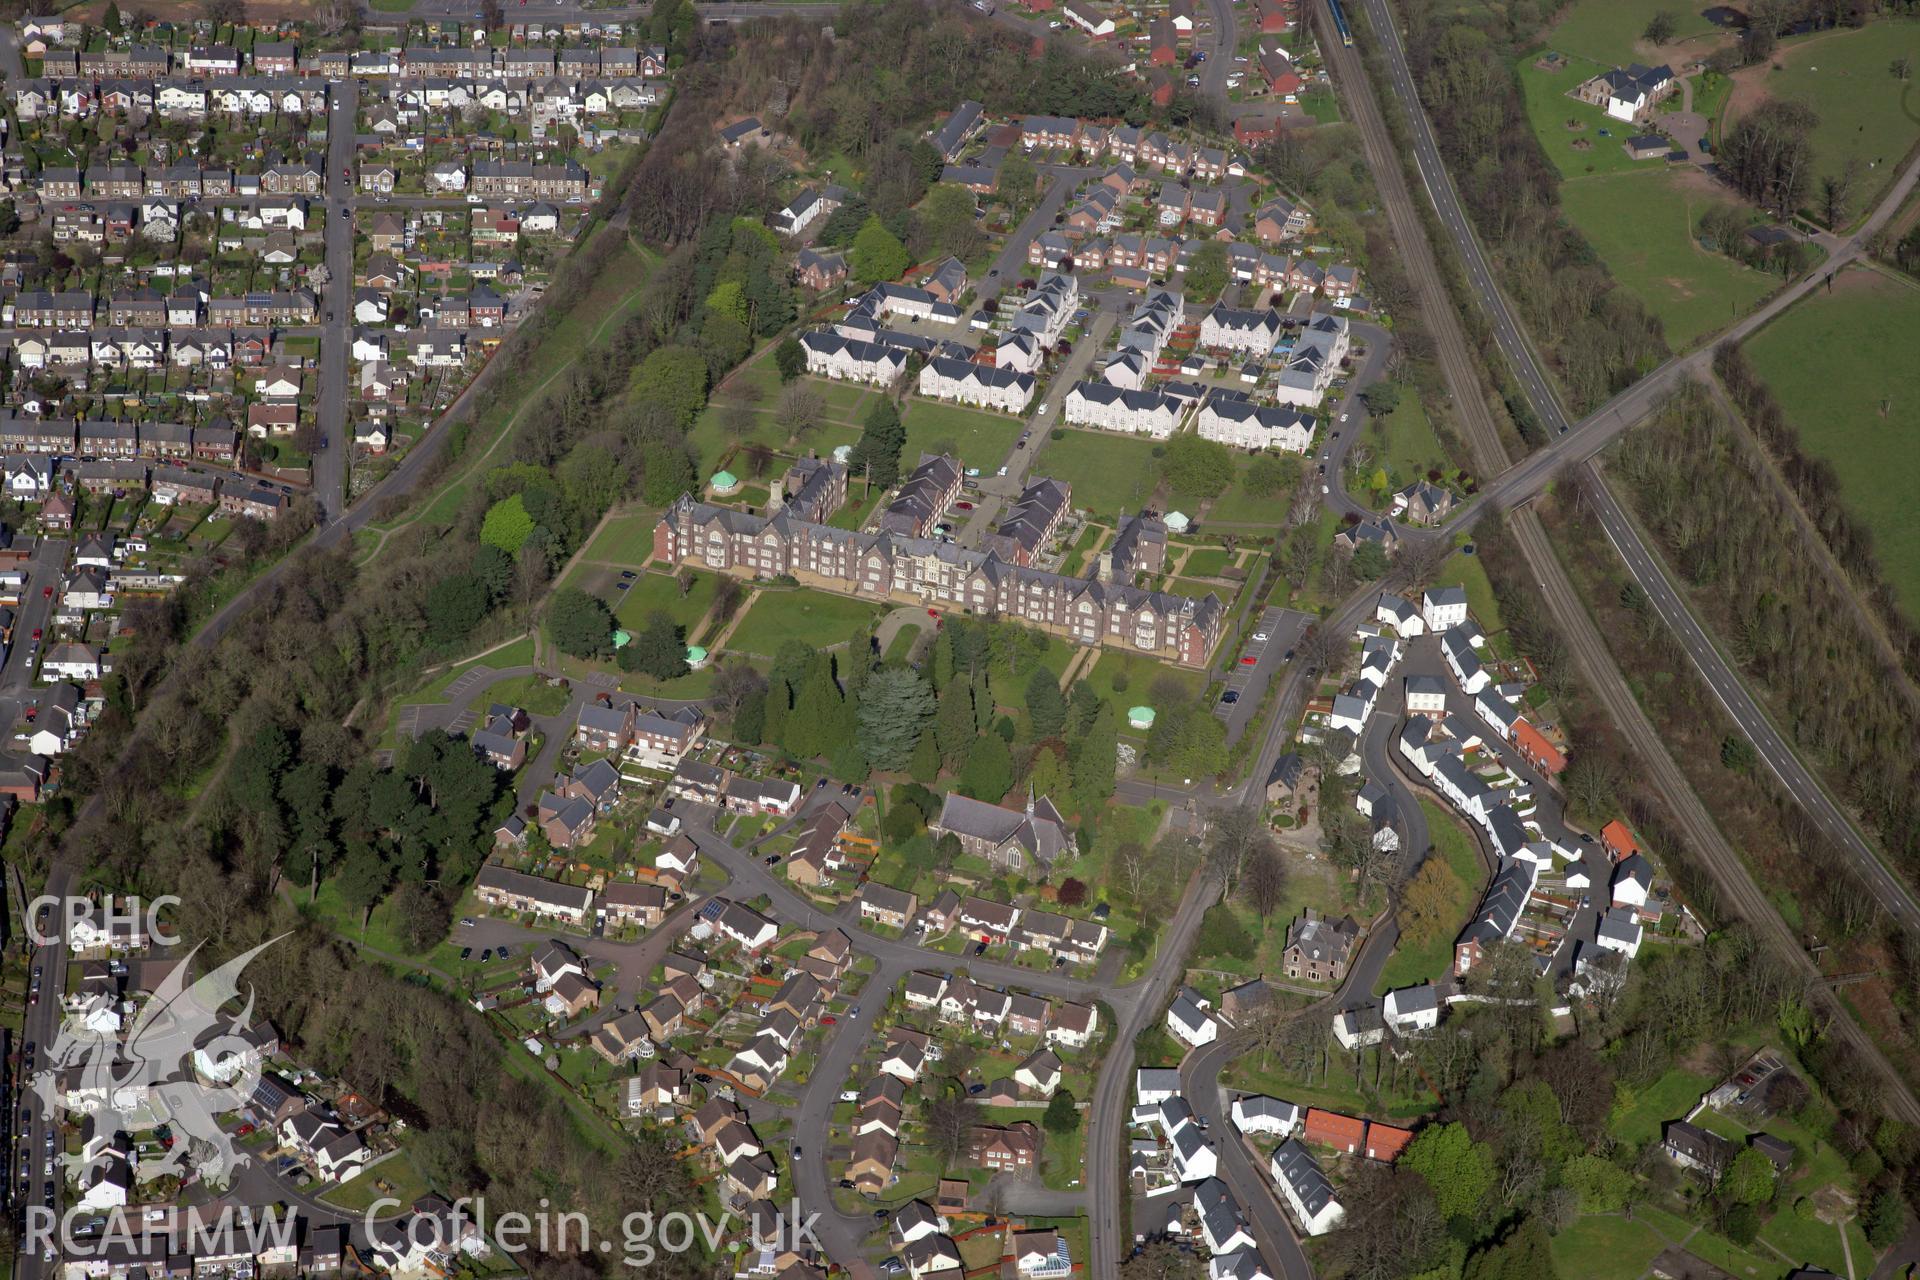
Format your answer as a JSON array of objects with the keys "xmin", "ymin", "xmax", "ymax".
[{"xmin": 1743, "ymin": 268, "xmax": 1920, "ymax": 615}]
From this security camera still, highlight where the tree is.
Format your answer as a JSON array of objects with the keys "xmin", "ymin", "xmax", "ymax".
[
  {"xmin": 776, "ymin": 383, "xmax": 827, "ymax": 441},
  {"xmin": 1895, "ymin": 56, "xmax": 1915, "ymax": 84},
  {"xmin": 1241, "ymin": 845, "xmax": 1287, "ymax": 918},
  {"xmin": 1643, "ymin": 9, "xmax": 1677, "ymax": 42},
  {"xmin": 104, "ymin": 3, "xmax": 123, "ymax": 34},
  {"xmin": 908, "ymin": 730, "xmax": 942, "ymax": 783},
  {"xmin": 1245, "ymin": 454, "xmax": 1301, "ymax": 498},
  {"xmin": 1397, "ymin": 857, "xmax": 1457, "ymax": 943},
  {"xmin": 1723, "ymin": 1147, "xmax": 1777, "ymax": 1206},
  {"xmin": 850, "ymin": 216, "xmax": 910, "ymax": 285},
  {"xmin": 1070, "ymin": 703, "xmax": 1119, "ymax": 812},
  {"xmin": 958, "ymin": 732, "xmax": 1014, "ymax": 802},
  {"xmin": 847, "ymin": 397, "xmax": 907, "ymax": 487},
  {"xmin": 1025, "ymin": 667, "xmax": 1067, "ymax": 738},
  {"xmin": 1043, "ymin": 1089, "xmax": 1079, "ymax": 1134},
  {"xmin": 549, "ymin": 588, "xmax": 614, "ymax": 659},
  {"xmin": 204, "ymin": 0, "xmax": 246, "ymax": 24},
  {"xmin": 631, "ymin": 345, "xmax": 710, "ymax": 429},
  {"xmin": 924, "ymin": 1091, "xmax": 973, "ymax": 1169},
  {"xmin": 617, "ymin": 612, "xmax": 690, "ymax": 681},
  {"xmin": 1360, "ymin": 381, "xmax": 1402, "ymax": 417},
  {"xmin": 1403, "ymin": 1123, "xmax": 1496, "ymax": 1223},
  {"xmin": 934, "ymin": 682, "xmax": 975, "ymax": 765},
  {"xmin": 1120, "ymin": 1239, "xmax": 1204, "ymax": 1279},
  {"xmin": 774, "ymin": 336, "xmax": 806, "ymax": 382},
  {"xmin": 424, "ymin": 574, "xmax": 489, "ymax": 647},
  {"xmin": 1056, "ymin": 877, "xmax": 1088, "ymax": 906},
  {"xmin": 1464, "ymin": 1218, "xmax": 1558, "ymax": 1280},
  {"xmin": 1720, "ymin": 733, "xmax": 1758, "ymax": 773},
  {"xmin": 1351, "ymin": 539, "xmax": 1390, "ymax": 580},
  {"xmin": 1723, "ymin": 1203, "xmax": 1760, "ymax": 1246},
  {"xmin": 997, "ymin": 152, "xmax": 1039, "ymax": 213},
  {"xmin": 641, "ymin": 442, "xmax": 696, "ymax": 506},
  {"xmin": 1184, "ymin": 241, "xmax": 1229, "ymax": 300},
  {"xmin": 856, "ymin": 668, "xmax": 936, "ymax": 771},
  {"xmin": 1563, "ymin": 1154, "xmax": 1635, "ymax": 1212},
  {"xmin": 1160, "ymin": 434, "xmax": 1235, "ymax": 500},
  {"xmin": 480, "ymin": 494, "xmax": 534, "ymax": 553},
  {"xmin": 1865, "ymin": 1188, "xmax": 1907, "ymax": 1249}
]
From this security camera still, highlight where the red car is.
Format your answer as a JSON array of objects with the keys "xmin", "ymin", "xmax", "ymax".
[
  {"xmin": 41, "ymin": 586, "xmax": 52, "ymax": 598},
  {"xmin": 1240, "ymin": 655, "xmax": 1257, "ymax": 665},
  {"xmin": 927, "ymin": 608, "xmax": 940, "ymax": 618},
  {"xmin": 820, "ymin": 1015, "xmax": 837, "ymax": 1026},
  {"xmin": 30, "ymin": 629, "xmax": 40, "ymax": 640},
  {"xmin": 955, "ymin": 501, "xmax": 974, "ymax": 510}
]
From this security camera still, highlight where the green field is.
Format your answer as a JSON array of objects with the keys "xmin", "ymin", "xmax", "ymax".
[
  {"xmin": 1557, "ymin": 169, "xmax": 1778, "ymax": 348},
  {"xmin": 1548, "ymin": 1214, "xmax": 1671, "ymax": 1280},
  {"xmin": 1376, "ymin": 390, "xmax": 1451, "ymax": 488},
  {"xmin": 1037, "ymin": 429, "xmax": 1162, "ymax": 519},
  {"xmin": 901, "ymin": 399, "xmax": 1026, "ymax": 472},
  {"xmin": 581, "ymin": 507, "xmax": 662, "ymax": 567},
  {"xmin": 1608, "ymin": 1064, "xmax": 1713, "ymax": 1147},
  {"xmin": 1201, "ymin": 457, "xmax": 1293, "ymax": 525},
  {"xmin": 1432, "ymin": 550, "xmax": 1504, "ymax": 633},
  {"xmin": 1738, "ymin": 20, "xmax": 1920, "ymax": 198},
  {"xmin": 687, "ymin": 364, "xmax": 873, "ymax": 474},
  {"xmin": 1085, "ymin": 649, "xmax": 1209, "ymax": 720},
  {"xmin": 1743, "ymin": 269, "xmax": 1920, "ymax": 614},
  {"xmin": 614, "ymin": 569, "xmax": 720, "ymax": 637},
  {"xmin": 320, "ymin": 1150, "xmax": 434, "ymax": 1210},
  {"xmin": 723, "ymin": 588, "xmax": 879, "ymax": 656},
  {"xmin": 1541, "ymin": 0, "xmax": 1720, "ymax": 66},
  {"xmin": 1375, "ymin": 801, "xmax": 1484, "ymax": 993}
]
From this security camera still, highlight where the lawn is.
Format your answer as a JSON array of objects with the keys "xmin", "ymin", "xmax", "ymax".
[
  {"xmin": 1743, "ymin": 268, "xmax": 1920, "ymax": 615},
  {"xmin": 581, "ymin": 507, "xmax": 661, "ymax": 566},
  {"xmin": 298, "ymin": 877, "xmax": 437, "ymax": 958},
  {"xmin": 1036, "ymin": 428, "xmax": 1162, "ymax": 519},
  {"xmin": 686, "ymin": 364, "xmax": 872, "ymax": 475},
  {"xmin": 1179, "ymin": 547, "xmax": 1238, "ymax": 578},
  {"xmin": 1201, "ymin": 457, "xmax": 1292, "ymax": 526},
  {"xmin": 1085, "ymin": 649, "xmax": 1210, "ymax": 721},
  {"xmin": 1732, "ymin": 19, "xmax": 1920, "ymax": 201},
  {"xmin": 722, "ymin": 588, "xmax": 879, "ymax": 656},
  {"xmin": 613, "ymin": 569, "xmax": 720, "ymax": 636},
  {"xmin": 884, "ymin": 621, "xmax": 923, "ymax": 664},
  {"xmin": 901, "ymin": 398, "xmax": 1026, "ymax": 472},
  {"xmin": 1548, "ymin": 1214, "xmax": 1670, "ymax": 1280},
  {"xmin": 1432, "ymin": 549, "xmax": 1504, "ymax": 633},
  {"xmin": 1374, "ymin": 801, "xmax": 1483, "ymax": 993},
  {"xmin": 1375, "ymin": 391, "xmax": 1451, "ymax": 490},
  {"xmin": 1635, "ymin": 1205, "xmax": 1789, "ymax": 1280},
  {"xmin": 320, "ymin": 1150, "xmax": 433, "ymax": 1210},
  {"xmin": 1516, "ymin": 54, "xmax": 1673, "ymax": 182},
  {"xmin": 1758, "ymin": 1203, "xmax": 1854, "ymax": 1278},
  {"xmin": 1556, "ymin": 168, "xmax": 1779, "ymax": 348},
  {"xmin": 1608, "ymin": 1064, "xmax": 1713, "ymax": 1147},
  {"xmin": 1541, "ymin": 0, "xmax": 1721, "ymax": 67}
]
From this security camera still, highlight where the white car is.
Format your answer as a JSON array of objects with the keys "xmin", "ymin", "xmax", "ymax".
[
  {"xmin": 1252, "ymin": 632, "xmax": 1268, "ymax": 642},
  {"xmin": 1049, "ymin": 18, "xmax": 1063, "ymax": 26},
  {"xmin": 997, "ymin": 465, "xmax": 1009, "ymax": 476},
  {"xmin": 1321, "ymin": 484, "xmax": 1330, "ymax": 494},
  {"xmin": 1035, "ymin": 403, "xmax": 1050, "ymax": 415},
  {"xmin": 1339, "ymin": 412, "xmax": 1349, "ymax": 423}
]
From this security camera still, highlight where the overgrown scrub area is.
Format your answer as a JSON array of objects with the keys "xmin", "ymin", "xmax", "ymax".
[
  {"xmin": 1608, "ymin": 385, "xmax": 1920, "ymax": 907},
  {"xmin": 1398, "ymin": 1, "xmax": 1671, "ymax": 413},
  {"xmin": 1713, "ymin": 340, "xmax": 1920, "ymax": 682}
]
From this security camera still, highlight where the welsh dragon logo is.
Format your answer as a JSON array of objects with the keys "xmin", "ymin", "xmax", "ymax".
[{"xmin": 30, "ymin": 937, "xmax": 285, "ymax": 1192}]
